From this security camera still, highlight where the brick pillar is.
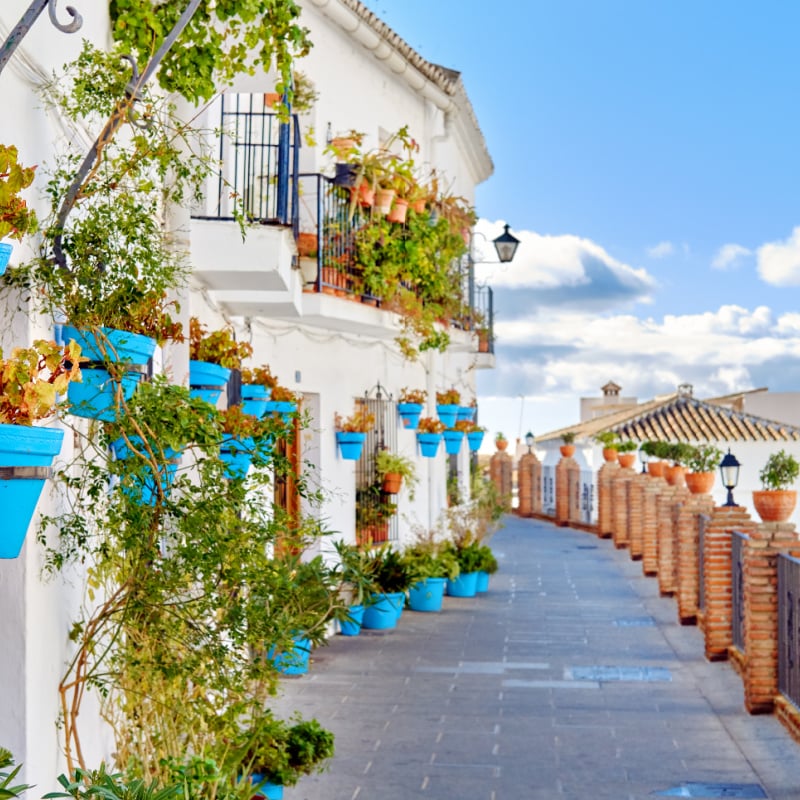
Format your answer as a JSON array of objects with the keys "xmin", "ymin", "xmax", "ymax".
[
  {"xmin": 490, "ymin": 450, "xmax": 513, "ymax": 511},
  {"xmin": 742, "ymin": 522, "xmax": 800, "ymax": 714},
  {"xmin": 642, "ymin": 474, "xmax": 667, "ymax": 576},
  {"xmin": 597, "ymin": 461, "xmax": 619, "ymax": 539},
  {"xmin": 627, "ymin": 472, "xmax": 649, "ymax": 560},
  {"xmin": 567, "ymin": 461, "xmax": 582, "ymax": 524},
  {"xmin": 676, "ymin": 493, "xmax": 715, "ymax": 624},
  {"xmin": 657, "ymin": 485, "xmax": 689, "ymax": 596},
  {"xmin": 703, "ymin": 505, "xmax": 754, "ymax": 662},
  {"xmin": 611, "ymin": 465, "xmax": 636, "ymax": 549},
  {"xmin": 517, "ymin": 451, "xmax": 541, "ymax": 516},
  {"xmin": 555, "ymin": 456, "xmax": 578, "ymax": 526}
]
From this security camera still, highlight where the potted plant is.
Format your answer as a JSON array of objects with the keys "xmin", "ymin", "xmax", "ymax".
[
  {"xmin": 435, "ymin": 387, "xmax": 461, "ymax": 428},
  {"xmin": 189, "ymin": 317, "xmax": 253, "ymax": 404},
  {"xmin": 685, "ymin": 444, "xmax": 724, "ymax": 494},
  {"xmin": 239, "ymin": 365, "xmax": 275, "ymax": 417},
  {"xmin": 333, "ymin": 540, "xmax": 380, "ymax": 635},
  {"xmin": 462, "ymin": 422, "xmax": 486, "ymax": 452},
  {"xmin": 444, "ymin": 540, "xmax": 484, "ymax": 597},
  {"xmin": 753, "ymin": 449, "xmax": 800, "ymax": 522},
  {"xmin": 456, "ymin": 399, "xmax": 477, "ymax": 423},
  {"xmin": 361, "ymin": 546, "xmax": 414, "ymax": 629},
  {"xmin": 495, "ymin": 431, "xmax": 508, "ymax": 452},
  {"xmin": 217, "ymin": 405, "xmax": 269, "ymax": 480},
  {"xmin": 560, "ymin": 431, "xmax": 576, "ymax": 458},
  {"xmin": 641, "ymin": 440, "xmax": 667, "ymax": 477},
  {"xmin": 375, "ymin": 449, "xmax": 417, "ymax": 496},
  {"xmin": 0, "ymin": 749, "xmax": 31, "ymax": 799},
  {"xmin": 416, "ymin": 416, "xmax": 445, "ymax": 458},
  {"xmin": 616, "ymin": 440, "xmax": 638, "ymax": 469},
  {"xmin": 661, "ymin": 442, "xmax": 694, "ymax": 486},
  {"xmin": 594, "ymin": 430, "xmax": 619, "ymax": 462},
  {"xmin": 403, "ymin": 541, "xmax": 459, "ymax": 612},
  {"xmin": 0, "ymin": 340, "xmax": 82, "ymax": 558},
  {"xmin": 397, "ymin": 387, "xmax": 426, "ymax": 430},
  {"xmin": 0, "ymin": 144, "xmax": 37, "ymax": 273},
  {"xmin": 475, "ymin": 544, "xmax": 499, "ymax": 593},
  {"xmin": 335, "ymin": 404, "xmax": 375, "ymax": 460}
]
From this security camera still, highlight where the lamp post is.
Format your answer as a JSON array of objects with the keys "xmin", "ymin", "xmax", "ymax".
[
  {"xmin": 525, "ymin": 431, "xmax": 534, "ymax": 454},
  {"xmin": 492, "ymin": 224, "xmax": 520, "ymax": 264},
  {"xmin": 719, "ymin": 449, "xmax": 741, "ymax": 507},
  {"xmin": 640, "ymin": 447, "xmax": 648, "ymax": 474}
]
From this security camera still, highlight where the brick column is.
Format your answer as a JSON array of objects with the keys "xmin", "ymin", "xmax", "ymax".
[
  {"xmin": 555, "ymin": 455, "xmax": 578, "ymax": 526},
  {"xmin": 597, "ymin": 461, "xmax": 619, "ymax": 539},
  {"xmin": 642, "ymin": 473, "xmax": 667, "ymax": 576},
  {"xmin": 567, "ymin": 461, "xmax": 582, "ymax": 524},
  {"xmin": 612, "ymin": 465, "xmax": 636, "ymax": 549},
  {"xmin": 490, "ymin": 450, "xmax": 513, "ymax": 511},
  {"xmin": 627, "ymin": 472, "xmax": 649, "ymax": 560},
  {"xmin": 703, "ymin": 505, "xmax": 754, "ymax": 662},
  {"xmin": 657, "ymin": 485, "xmax": 689, "ymax": 596},
  {"xmin": 742, "ymin": 522, "xmax": 800, "ymax": 714},
  {"xmin": 517, "ymin": 451, "xmax": 541, "ymax": 516},
  {"xmin": 676, "ymin": 493, "xmax": 714, "ymax": 624}
]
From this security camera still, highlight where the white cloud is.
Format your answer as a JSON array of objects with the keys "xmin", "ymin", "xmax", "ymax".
[
  {"xmin": 712, "ymin": 243, "xmax": 751, "ymax": 270},
  {"xmin": 757, "ymin": 227, "xmax": 800, "ymax": 286},
  {"xmin": 647, "ymin": 241, "xmax": 674, "ymax": 258}
]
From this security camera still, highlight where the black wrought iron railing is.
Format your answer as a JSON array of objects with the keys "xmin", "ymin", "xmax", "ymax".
[
  {"xmin": 732, "ymin": 530, "xmax": 748, "ymax": 652},
  {"xmin": 778, "ymin": 553, "xmax": 800, "ymax": 709}
]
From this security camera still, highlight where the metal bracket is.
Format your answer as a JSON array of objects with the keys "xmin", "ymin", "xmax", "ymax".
[{"xmin": 0, "ymin": 466, "xmax": 51, "ymax": 480}]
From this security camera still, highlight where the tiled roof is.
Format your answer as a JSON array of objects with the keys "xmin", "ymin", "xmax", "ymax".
[{"xmin": 539, "ymin": 393, "xmax": 800, "ymax": 444}]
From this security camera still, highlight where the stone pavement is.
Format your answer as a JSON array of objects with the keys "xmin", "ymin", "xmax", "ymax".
[{"xmin": 271, "ymin": 516, "xmax": 800, "ymax": 799}]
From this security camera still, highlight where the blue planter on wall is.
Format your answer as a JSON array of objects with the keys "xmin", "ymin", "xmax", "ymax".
[
  {"xmin": 220, "ymin": 435, "xmax": 255, "ymax": 479},
  {"xmin": 189, "ymin": 360, "xmax": 231, "ymax": 405},
  {"xmin": 339, "ymin": 604, "xmax": 365, "ymax": 636},
  {"xmin": 475, "ymin": 571, "xmax": 490, "ymax": 593},
  {"xmin": 447, "ymin": 572, "xmax": 478, "ymax": 597},
  {"xmin": 0, "ymin": 424, "xmax": 64, "ymax": 559},
  {"xmin": 443, "ymin": 429, "xmax": 464, "ymax": 455},
  {"xmin": 397, "ymin": 402, "xmax": 423, "ymax": 430},
  {"xmin": 111, "ymin": 436, "xmax": 181, "ymax": 505},
  {"xmin": 68, "ymin": 369, "xmax": 143, "ymax": 422},
  {"xmin": 416, "ymin": 432, "xmax": 441, "ymax": 458},
  {"xmin": 362, "ymin": 593, "xmax": 398, "ymax": 630},
  {"xmin": 62, "ymin": 326, "xmax": 156, "ymax": 364},
  {"xmin": 337, "ymin": 431, "xmax": 366, "ymax": 460},
  {"xmin": 264, "ymin": 399, "xmax": 297, "ymax": 424},
  {"xmin": 0, "ymin": 242, "xmax": 12, "ymax": 276},
  {"xmin": 408, "ymin": 577, "xmax": 446, "ymax": 612},
  {"xmin": 467, "ymin": 430, "xmax": 485, "ymax": 452},
  {"xmin": 269, "ymin": 635, "xmax": 311, "ymax": 675},
  {"xmin": 436, "ymin": 403, "xmax": 459, "ymax": 428},
  {"xmin": 241, "ymin": 384, "xmax": 271, "ymax": 417},
  {"xmin": 456, "ymin": 405, "xmax": 476, "ymax": 422}
]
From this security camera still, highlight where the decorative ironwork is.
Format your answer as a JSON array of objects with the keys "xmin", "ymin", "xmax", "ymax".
[
  {"xmin": 0, "ymin": 1, "xmax": 83, "ymax": 77},
  {"xmin": 579, "ymin": 470, "xmax": 594, "ymax": 524},
  {"xmin": 778, "ymin": 553, "xmax": 800, "ymax": 708},
  {"xmin": 731, "ymin": 530, "xmax": 748, "ymax": 652}
]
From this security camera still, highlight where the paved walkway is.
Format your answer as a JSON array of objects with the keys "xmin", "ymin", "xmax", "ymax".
[{"xmin": 272, "ymin": 516, "xmax": 800, "ymax": 799}]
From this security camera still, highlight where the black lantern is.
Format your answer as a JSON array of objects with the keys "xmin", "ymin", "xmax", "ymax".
[
  {"xmin": 525, "ymin": 431, "xmax": 534, "ymax": 453},
  {"xmin": 640, "ymin": 447, "xmax": 648, "ymax": 474},
  {"xmin": 493, "ymin": 224, "xmax": 520, "ymax": 264},
  {"xmin": 719, "ymin": 449, "xmax": 741, "ymax": 507}
]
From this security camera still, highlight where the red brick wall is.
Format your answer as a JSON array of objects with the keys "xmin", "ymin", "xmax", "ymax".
[
  {"xmin": 597, "ymin": 461, "xmax": 619, "ymax": 539},
  {"xmin": 490, "ymin": 451, "xmax": 513, "ymax": 511},
  {"xmin": 517, "ymin": 452, "xmax": 541, "ymax": 517},
  {"xmin": 612, "ymin": 466, "xmax": 636, "ymax": 549},
  {"xmin": 642, "ymin": 476, "xmax": 666, "ymax": 576},
  {"xmin": 555, "ymin": 456, "xmax": 579, "ymax": 526},
  {"xmin": 627, "ymin": 472, "xmax": 649, "ymax": 560},
  {"xmin": 676, "ymin": 493, "xmax": 714, "ymax": 624},
  {"xmin": 657, "ymin": 485, "xmax": 689, "ymax": 596}
]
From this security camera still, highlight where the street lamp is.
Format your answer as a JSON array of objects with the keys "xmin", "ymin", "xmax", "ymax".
[
  {"xmin": 493, "ymin": 224, "xmax": 520, "ymax": 264},
  {"xmin": 719, "ymin": 449, "xmax": 741, "ymax": 507},
  {"xmin": 640, "ymin": 447, "xmax": 648, "ymax": 474},
  {"xmin": 525, "ymin": 431, "xmax": 534, "ymax": 454}
]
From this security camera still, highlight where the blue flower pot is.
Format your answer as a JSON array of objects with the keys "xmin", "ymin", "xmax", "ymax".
[
  {"xmin": 436, "ymin": 403, "xmax": 459, "ymax": 428},
  {"xmin": 269, "ymin": 635, "xmax": 311, "ymax": 675},
  {"xmin": 62, "ymin": 326, "xmax": 156, "ymax": 365},
  {"xmin": 264, "ymin": 399, "xmax": 297, "ymax": 424},
  {"xmin": 447, "ymin": 572, "xmax": 478, "ymax": 597},
  {"xmin": 111, "ymin": 437, "xmax": 181, "ymax": 505},
  {"xmin": 68, "ymin": 369, "xmax": 142, "ymax": 421},
  {"xmin": 475, "ymin": 571, "xmax": 490, "ymax": 592},
  {"xmin": 386, "ymin": 591, "xmax": 406, "ymax": 621},
  {"xmin": 467, "ymin": 430, "xmax": 485, "ymax": 451},
  {"xmin": 189, "ymin": 360, "xmax": 231, "ymax": 405},
  {"xmin": 443, "ymin": 429, "xmax": 464, "ymax": 455},
  {"xmin": 339, "ymin": 604, "xmax": 365, "ymax": 636},
  {"xmin": 456, "ymin": 405, "xmax": 476, "ymax": 422},
  {"xmin": 337, "ymin": 431, "xmax": 366, "ymax": 460},
  {"xmin": 362, "ymin": 593, "xmax": 398, "ymax": 630},
  {"xmin": 0, "ymin": 424, "xmax": 64, "ymax": 559},
  {"xmin": 249, "ymin": 775, "xmax": 283, "ymax": 799},
  {"xmin": 0, "ymin": 242, "xmax": 12, "ymax": 276},
  {"xmin": 241, "ymin": 384, "xmax": 270, "ymax": 418},
  {"xmin": 416, "ymin": 432, "xmax": 441, "ymax": 458},
  {"xmin": 397, "ymin": 402, "xmax": 423, "ymax": 431},
  {"xmin": 408, "ymin": 577, "xmax": 446, "ymax": 612},
  {"xmin": 220, "ymin": 435, "xmax": 255, "ymax": 479}
]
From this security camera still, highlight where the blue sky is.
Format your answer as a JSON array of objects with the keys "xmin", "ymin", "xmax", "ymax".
[{"xmin": 360, "ymin": 1, "xmax": 800, "ymax": 444}]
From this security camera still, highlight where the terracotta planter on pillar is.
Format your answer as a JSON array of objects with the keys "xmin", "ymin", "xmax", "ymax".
[
  {"xmin": 752, "ymin": 490, "xmax": 797, "ymax": 522},
  {"xmin": 648, "ymin": 461, "xmax": 665, "ymax": 478},
  {"xmin": 603, "ymin": 448, "xmax": 618, "ymax": 463},
  {"xmin": 664, "ymin": 465, "xmax": 685, "ymax": 486},
  {"xmin": 685, "ymin": 471, "xmax": 715, "ymax": 495},
  {"xmin": 560, "ymin": 444, "xmax": 576, "ymax": 458},
  {"xmin": 618, "ymin": 453, "xmax": 636, "ymax": 469}
]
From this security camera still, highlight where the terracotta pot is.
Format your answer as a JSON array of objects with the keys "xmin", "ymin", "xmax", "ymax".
[
  {"xmin": 321, "ymin": 266, "xmax": 340, "ymax": 295},
  {"xmin": 411, "ymin": 198, "xmax": 426, "ymax": 213},
  {"xmin": 477, "ymin": 331, "xmax": 490, "ymax": 353},
  {"xmin": 374, "ymin": 188, "xmax": 395, "ymax": 215},
  {"xmin": 560, "ymin": 444, "xmax": 576, "ymax": 458},
  {"xmin": 685, "ymin": 471, "xmax": 715, "ymax": 495},
  {"xmin": 664, "ymin": 465, "xmax": 685, "ymax": 487},
  {"xmin": 381, "ymin": 473, "xmax": 403, "ymax": 494},
  {"xmin": 496, "ymin": 439, "xmax": 508, "ymax": 451},
  {"xmin": 752, "ymin": 490, "xmax": 797, "ymax": 523},
  {"xmin": 602, "ymin": 447, "xmax": 618, "ymax": 463},
  {"xmin": 618, "ymin": 453, "xmax": 636, "ymax": 469},
  {"xmin": 351, "ymin": 181, "xmax": 374, "ymax": 208},
  {"xmin": 296, "ymin": 232, "xmax": 316, "ymax": 257},
  {"xmin": 648, "ymin": 461, "xmax": 665, "ymax": 478},
  {"xmin": 264, "ymin": 92, "xmax": 281, "ymax": 107},
  {"xmin": 386, "ymin": 197, "xmax": 409, "ymax": 224}
]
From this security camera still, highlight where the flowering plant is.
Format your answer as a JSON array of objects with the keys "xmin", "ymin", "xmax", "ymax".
[
  {"xmin": 399, "ymin": 387, "xmax": 426, "ymax": 404},
  {"xmin": 436, "ymin": 388, "xmax": 460, "ymax": 405},
  {"xmin": 335, "ymin": 404, "xmax": 375, "ymax": 433},
  {"xmin": 417, "ymin": 416, "xmax": 445, "ymax": 434}
]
